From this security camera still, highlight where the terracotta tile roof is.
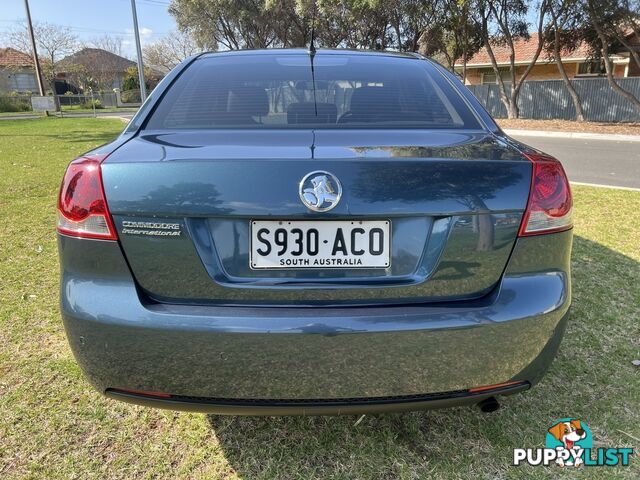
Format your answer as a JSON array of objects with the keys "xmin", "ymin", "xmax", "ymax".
[
  {"xmin": 457, "ymin": 33, "xmax": 592, "ymax": 66},
  {"xmin": 0, "ymin": 47, "xmax": 34, "ymax": 67}
]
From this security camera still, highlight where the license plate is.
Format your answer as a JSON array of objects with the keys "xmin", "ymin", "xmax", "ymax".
[{"xmin": 250, "ymin": 220, "xmax": 390, "ymax": 269}]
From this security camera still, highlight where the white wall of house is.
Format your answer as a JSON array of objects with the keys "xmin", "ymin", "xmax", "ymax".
[{"xmin": 0, "ymin": 68, "xmax": 37, "ymax": 93}]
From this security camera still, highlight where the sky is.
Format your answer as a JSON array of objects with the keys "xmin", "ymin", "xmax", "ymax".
[{"xmin": 1, "ymin": 0, "xmax": 177, "ymax": 58}]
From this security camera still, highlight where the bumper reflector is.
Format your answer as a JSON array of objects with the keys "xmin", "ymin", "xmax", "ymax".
[
  {"xmin": 468, "ymin": 381, "xmax": 525, "ymax": 393},
  {"xmin": 112, "ymin": 388, "xmax": 172, "ymax": 398}
]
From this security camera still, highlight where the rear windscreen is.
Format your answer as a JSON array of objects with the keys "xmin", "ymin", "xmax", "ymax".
[{"xmin": 144, "ymin": 53, "xmax": 481, "ymax": 130}]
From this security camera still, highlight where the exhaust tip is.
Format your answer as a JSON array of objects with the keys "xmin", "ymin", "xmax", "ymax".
[{"xmin": 477, "ymin": 396, "xmax": 500, "ymax": 413}]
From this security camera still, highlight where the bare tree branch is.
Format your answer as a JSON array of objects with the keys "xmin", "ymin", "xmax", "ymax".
[
  {"xmin": 87, "ymin": 35, "xmax": 125, "ymax": 57},
  {"xmin": 143, "ymin": 30, "xmax": 201, "ymax": 70},
  {"xmin": 3, "ymin": 21, "xmax": 78, "ymax": 87}
]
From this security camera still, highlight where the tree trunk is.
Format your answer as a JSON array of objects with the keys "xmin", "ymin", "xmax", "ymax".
[
  {"xmin": 506, "ymin": 95, "xmax": 519, "ymax": 119},
  {"xmin": 598, "ymin": 32, "xmax": 640, "ymax": 113},
  {"xmin": 482, "ymin": 36, "xmax": 513, "ymax": 118},
  {"xmin": 480, "ymin": 7, "xmax": 520, "ymax": 118},
  {"xmin": 462, "ymin": 52, "xmax": 467, "ymax": 84},
  {"xmin": 553, "ymin": 27, "xmax": 585, "ymax": 122},
  {"xmin": 443, "ymin": 52, "xmax": 455, "ymax": 73},
  {"xmin": 555, "ymin": 56, "xmax": 585, "ymax": 122},
  {"xmin": 505, "ymin": 2, "xmax": 548, "ymax": 120},
  {"xmin": 394, "ymin": 22, "xmax": 402, "ymax": 51},
  {"xmin": 462, "ymin": 5, "xmax": 468, "ymax": 84},
  {"xmin": 507, "ymin": 64, "xmax": 519, "ymax": 119},
  {"xmin": 467, "ymin": 195, "xmax": 494, "ymax": 251}
]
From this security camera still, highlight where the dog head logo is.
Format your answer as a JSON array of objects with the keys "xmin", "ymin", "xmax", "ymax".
[{"xmin": 546, "ymin": 419, "xmax": 592, "ymax": 467}]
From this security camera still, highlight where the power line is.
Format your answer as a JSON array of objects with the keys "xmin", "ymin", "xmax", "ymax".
[
  {"xmin": 114, "ymin": 0, "xmax": 171, "ymax": 7},
  {"xmin": 0, "ymin": 18, "xmax": 169, "ymax": 36}
]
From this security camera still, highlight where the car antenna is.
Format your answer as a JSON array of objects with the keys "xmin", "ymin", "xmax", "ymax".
[
  {"xmin": 308, "ymin": 0, "xmax": 318, "ymax": 117},
  {"xmin": 308, "ymin": 0, "xmax": 317, "ymax": 55}
]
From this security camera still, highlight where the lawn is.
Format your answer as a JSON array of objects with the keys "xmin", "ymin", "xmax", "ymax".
[{"xmin": 0, "ymin": 118, "xmax": 638, "ymax": 479}]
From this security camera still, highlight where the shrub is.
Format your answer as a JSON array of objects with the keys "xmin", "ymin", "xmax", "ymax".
[
  {"xmin": 82, "ymin": 99, "xmax": 103, "ymax": 109},
  {"xmin": 120, "ymin": 90, "xmax": 141, "ymax": 104},
  {"xmin": 0, "ymin": 96, "xmax": 31, "ymax": 112}
]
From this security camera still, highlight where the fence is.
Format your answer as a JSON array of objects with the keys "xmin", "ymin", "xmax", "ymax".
[
  {"xmin": 56, "ymin": 92, "xmax": 118, "ymax": 110},
  {"xmin": 4, "ymin": 80, "xmax": 640, "ymax": 122},
  {"xmin": 467, "ymin": 77, "xmax": 640, "ymax": 122}
]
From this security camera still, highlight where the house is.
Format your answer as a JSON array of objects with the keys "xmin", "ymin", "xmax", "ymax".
[
  {"xmin": 0, "ymin": 47, "xmax": 38, "ymax": 93},
  {"xmin": 456, "ymin": 32, "xmax": 638, "ymax": 85},
  {"xmin": 56, "ymin": 48, "xmax": 136, "ymax": 92}
]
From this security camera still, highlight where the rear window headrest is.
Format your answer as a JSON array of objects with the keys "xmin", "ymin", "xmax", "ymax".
[
  {"xmin": 227, "ymin": 86, "xmax": 269, "ymax": 117},
  {"xmin": 287, "ymin": 102, "xmax": 337, "ymax": 124},
  {"xmin": 349, "ymin": 86, "xmax": 400, "ymax": 114}
]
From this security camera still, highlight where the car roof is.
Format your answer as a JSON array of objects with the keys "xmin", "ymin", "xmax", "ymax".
[{"xmin": 199, "ymin": 48, "xmax": 423, "ymax": 60}]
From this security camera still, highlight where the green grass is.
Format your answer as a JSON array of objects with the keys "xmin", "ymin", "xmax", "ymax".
[{"xmin": 1, "ymin": 118, "xmax": 638, "ymax": 479}]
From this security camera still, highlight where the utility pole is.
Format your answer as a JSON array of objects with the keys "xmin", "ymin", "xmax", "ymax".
[
  {"xmin": 23, "ymin": 0, "xmax": 45, "ymax": 96},
  {"xmin": 130, "ymin": 0, "xmax": 147, "ymax": 102}
]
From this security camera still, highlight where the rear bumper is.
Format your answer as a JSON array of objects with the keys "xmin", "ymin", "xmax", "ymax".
[{"xmin": 59, "ymin": 231, "xmax": 572, "ymax": 414}]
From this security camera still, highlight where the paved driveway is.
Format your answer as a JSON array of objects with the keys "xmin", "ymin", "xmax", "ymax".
[{"xmin": 511, "ymin": 134, "xmax": 640, "ymax": 189}]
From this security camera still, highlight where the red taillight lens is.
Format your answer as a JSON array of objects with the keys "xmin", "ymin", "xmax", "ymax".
[
  {"xmin": 57, "ymin": 154, "xmax": 117, "ymax": 240},
  {"xmin": 519, "ymin": 153, "xmax": 573, "ymax": 236}
]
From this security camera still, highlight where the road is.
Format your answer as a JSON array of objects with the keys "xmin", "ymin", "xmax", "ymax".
[{"xmin": 511, "ymin": 134, "xmax": 640, "ymax": 189}]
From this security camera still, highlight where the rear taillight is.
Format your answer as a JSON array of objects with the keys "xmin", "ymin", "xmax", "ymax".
[
  {"xmin": 518, "ymin": 152, "xmax": 572, "ymax": 236},
  {"xmin": 57, "ymin": 154, "xmax": 117, "ymax": 240}
]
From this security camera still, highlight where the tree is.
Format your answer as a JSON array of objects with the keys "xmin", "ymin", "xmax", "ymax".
[
  {"xmin": 384, "ymin": 0, "xmax": 442, "ymax": 52},
  {"xmin": 63, "ymin": 63, "xmax": 94, "ymax": 92},
  {"xmin": 621, "ymin": 0, "xmax": 640, "ymax": 51},
  {"xmin": 122, "ymin": 65, "xmax": 159, "ymax": 91},
  {"xmin": 590, "ymin": 0, "xmax": 640, "ymax": 79},
  {"xmin": 615, "ymin": 0, "xmax": 640, "ymax": 72},
  {"xmin": 3, "ymin": 21, "xmax": 78, "ymax": 89},
  {"xmin": 266, "ymin": 0, "xmax": 312, "ymax": 48},
  {"xmin": 168, "ymin": 0, "xmax": 440, "ymax": 52},
  {"xmin": 419, "ymin": 0, "xmax": 483, "ymax": 80},
  {"xmin": 476, "ymin": 0, "xmax": 551, "ymax": 118},
  {"xmin": 545, "ymin": 0, "xmax": 587, "ymax": 121},
  {"xmin": 166, "ymin": 0, "xmax": 640, "ymax": 120},
  {"xmin": 582, "ymin": 0, "xmax": 640, "ymax": 112},
  {"xmin": 88, "ymin": 34, "xmax": 125, "ymax": 57},
  {"xmin": 144, "ymin": 30, "xmax": 202, "ymax": 70},
  {"xmin": 169, "ymin": 0, "xmax": 280, "ymax": 50}
]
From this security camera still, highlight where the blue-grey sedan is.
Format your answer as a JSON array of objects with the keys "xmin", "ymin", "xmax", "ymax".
[{"xmin": 57, "ymin": 49, "xmax": 572, "ymax": 415}]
